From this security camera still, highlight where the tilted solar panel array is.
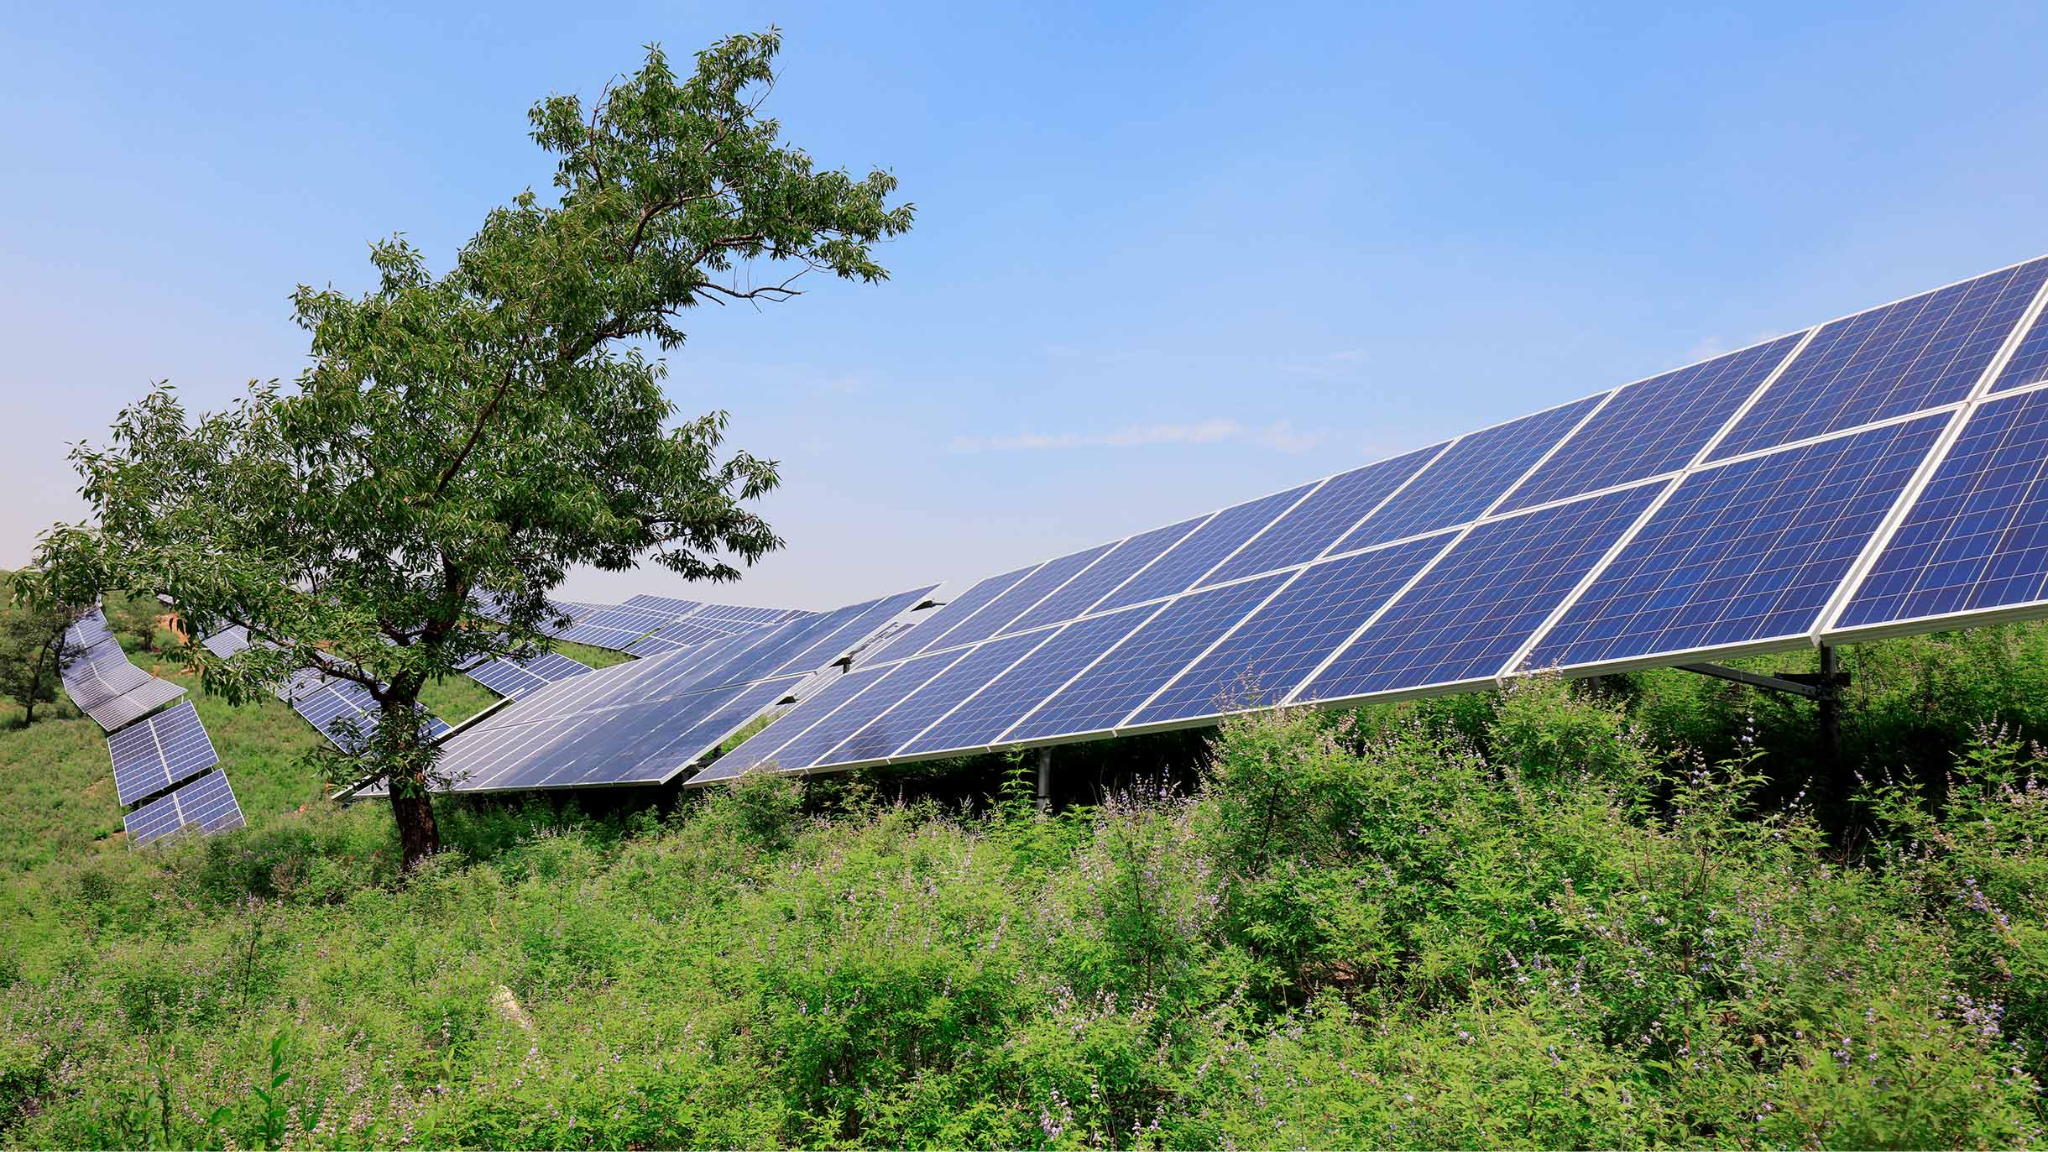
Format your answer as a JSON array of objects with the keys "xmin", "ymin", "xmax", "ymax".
[
  {"xmin": 369, "ymin": 584, "xmax": 938, "ymax": 795},
  {"xmin": 699, "ymin": 254, "xmax": 2048, "ymax": 784},
  {"xmin": 464, "ymin": 650, "xmax": 592, "ymax": 700},
  {"xmin": 59, "ymin": 610, "xmax": 188, "ymax": 731},
  {"xmin": 109, "ymin": 700, "xmax": 219, "ymax": 806},
  {"xmin": 124, "ymin": 769, "xmax": 244, "ymax": 846}
]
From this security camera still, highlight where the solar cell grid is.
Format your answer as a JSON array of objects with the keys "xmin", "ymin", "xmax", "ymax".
[
  {"xmin": 1711, "ymin": 258, "xmax": 2048, "ymax": 460},
  {"xmin": 1132, "ymin": 532, "xmax": 1454, "ymax": 728},
  {"xmin": 1198, "ymin": 444, "xmax": 1446, "ymax": 587},
  {"xmin": 1301, "ymin": 483, "xmax": 1663, "ymax": 702},
  {"xmin": 201, "ymin": 626, "xmax": 251, "ymax": 659},
  {"xmin": 1002, "ymin": 517, "xmax": 1209, "ymax": 636},
  {"xmin": 622, "ymin": 594, "xmax": 703, "ymax": 616},
  {"xmin": 1335, "ymin": 394, "xmax": 1607, "ymax": 552},
  {"xmin": 1093, "ymin": 484, "xmax": 1316, "ymax": 613},
  {"xmin": 920, "ymin": 545, "xmax": 1115, "ymax": 650},
  {"xmin": 1990, "ymin": 301, "xmax": 2048, "ymax": 394},
  {"xmin": 1529, "ymin": 415, "xmax": 1946, "ymax": 670},
  {"xmin": 1837, "ymin": 389, "xmax": 2048, "ymax": 629},
  {"xmin": 902, "ymin": 608, "xmax": 1155, "ymax": 757},
  {"xmin": 465, "ymin": 650, "xmax": 591, "ymax": 700},
  {"xmin": 125, "ymin": 769, "xmax": 243, "ymax": 847},
  {"xmin": 1499, "ymin": 333, "xmax": 1806, "ymax": 513},
  {"xmin": 109, "ymin": 701, "xmax": 220, "ymax": 806},
  {"xmin": 892, "ymin": 565, "xmax": 1042, "ymax": 658},
  {"xmin": 1006, "ymin": 573, "xmax": 1289, "ymax": 742}
]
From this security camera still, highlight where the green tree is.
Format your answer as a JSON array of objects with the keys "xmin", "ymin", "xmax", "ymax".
[
  {"xmin": 0, "ymin": 580, "xmax": 80, "ymax": 726},
  {"xmin": 101, "ymin": 591, "xmax": 161, "ymax": 654},
  {"xmin": 24, "ymin": 30, "xmax": 911, "ymax": 868}
]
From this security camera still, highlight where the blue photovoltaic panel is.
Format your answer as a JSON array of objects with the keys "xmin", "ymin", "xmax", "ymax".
[
  {"xmin": 1712, "ymin": 259, "xmax": 2048, "ymax": 460},
  {"xmin": 109, "ymin": 701, "xmax": 219, "ymax": 806},
  {"xmin": 697, "ymin": 665, "xmax": 901, "ymax": 779},
  {"xmin": 465, "ymin": 651, "xmax": 591, "ymax": 700},
  {"xmin": 556, "ymin": 603, "xmax": 676, "ymax": 649},
  {"xmin": 926, "ymin": 543, "xmax": 1116, "ymax": 649},
  {"xmin": 815, "ymin": 632, "xmax": 1049, "ymax": 766},
  {"xmin": 61, "ymin": 610, "xmax": 188, "ymax": 731},
  {"xmin": 124, "ymin": 769, "xmax": 243, "ymax": 847},
  {"xmin": 902, "ymin": 608, "xmax": 1153, "ymax": 756},
  {"xmin": 434, "ymin": 676, "xmax": 804, "ymax": 792},
  {"xmin": 768, "ymin": 584, "xmax": 941, "ymax": 676},
  {"xmin": 625, "ymin": 618, "xmax": 762, "ymax": 657},
  {"xmin": 695, "ymin": 603, "xmax": 799, "ymax": 624},
  {"xmin": 699, "ymin": 651, "xmax": 972, "ymax": 781},
  {"xmin": 622, "ymin": 594, "xmax": 703, "ymax": 616},
  {"xmin": 1499, "ymin": 334, "xmax": 1805, "ymax": 513},
  {"xmin": 1990, "ymin": 305, "xmax": 2048, "ymax": 394},
  {"xmin": 1839, "ymin": 390, "xmax": 2048, "ymax": 628},
  {"xmin": 202, "ymin": 625, "xmax": 250, "ymax": 659},
  {"xmin": 892, "ymin": 566, "xmax": 1040, "ymax": 658},
  {"xmin": 1093, "ymin": 485, "xmax": 1314, "ymax": 612},
  {"xmin": 1003, "ymin": 517, "xmax": 1208, "ymax": 635},
  {"xmin": 1304, "ymin": 483, "xmax": 1662, "ymax": 700},
  {"xmin": 1198, "ymin": 444, "xmax": 1444, "ymax": 587},
  {"xmin": 1531, "ymin": 415, "xmax": 1945, "ymax": 669},
  {"xmin": 1335, "ymin": 394, "xmax": 1606, "ymax": 552},
  {"xmin": 1006, "ymin": 574, "xmax": 1288, "ymax": 742},
  {"xmin": 1133, "ymin": 533, "xmax": 1453, "ymax": 727}
]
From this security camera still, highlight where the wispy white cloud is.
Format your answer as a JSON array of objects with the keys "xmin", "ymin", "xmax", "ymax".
[{"xmin": 950, "ymin": 418, "xmax": 1330, "ymax": 455}]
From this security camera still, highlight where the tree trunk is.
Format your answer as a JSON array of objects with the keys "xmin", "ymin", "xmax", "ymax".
[{"xmin": 388, "ymin": 779, "xmax": 440, "ymax": 871}]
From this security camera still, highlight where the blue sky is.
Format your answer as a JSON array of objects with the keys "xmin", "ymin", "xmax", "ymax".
[{"xmin": 5, "ymin": 1, "xmax": 2047, "ymax": 610}]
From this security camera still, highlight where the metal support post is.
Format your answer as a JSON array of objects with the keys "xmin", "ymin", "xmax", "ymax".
[{"xmin": 1036, "ymin": 747, "xmax": 1051, "ymax": 815}]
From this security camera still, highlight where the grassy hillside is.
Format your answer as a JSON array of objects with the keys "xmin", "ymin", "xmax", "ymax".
[{"xmin": 0, "ymin": 627, "xmax": 2044, "ymax": 1148}]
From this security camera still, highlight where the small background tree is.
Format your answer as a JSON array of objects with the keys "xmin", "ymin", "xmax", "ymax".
[
  {"xmin": 25, "ymin": 30, "xmax": 911, "ymax": 867},
  {"xmin": 0, "ymin": 577, "xmax": 81, "ymax": 726}
]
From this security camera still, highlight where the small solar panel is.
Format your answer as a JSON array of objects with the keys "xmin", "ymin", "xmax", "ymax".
[
  {"xmin": 109, "ymin": 700, "xmax": 219, "ymax": 806},
  {"xmin": 1130, "ymin": 533, "xmax": 1453, "ymax": 728},
  {"xmin": 465, "ymin": 650, "xmax": 592, "ymax": 700},
  {"xmin": 124, "ymin": 769, "xmax": 243, "ymax": 847},
  {"xmin": 1498, "ymin": 333, "xmax": 1806, "ymax": 513},
  {"xmin": 1091, "ymin": 484, "xmax": 1317, "ymax": 613},
  {"xmin": 902, "ymin": 608, "xmax": 1156, "ymax": 757},
  {"xmin": 554, "ymin": 603, "xmax": 677, "ymax": 650},
  {"xmin": 911, "ymin": 543, "xmax": 1116, "ymax": 653},
  {"xmin": 1530, "ymin": 415, "xmax": 1946, "ymax": 670},
  {"xmin": 1006, "ymin": 573, "xmax": 1289, "ymax": 742},
  {"xmin": 1300, "ymin": 483, "xmax": 1662, "ymax": 701},
  {"xmin": 1712, "ymin": 258, "xmax": 2048, "ymax": 460},
  {"xmin": 201, "ymin": 625, "xmax": 251, "ymax": 659},
  {"xmin": 1837, "ymin": 389, "xmax": 2048, "ymax": 629},
  {"xmin": 1198, "ymin": 443, "xmax": 1446, "ymax": 587},
  {"xmin": 622, "ymin": 594, "xmax": 703, "ymax": 616},
  {"xmin": 60, "ymin": 610, "xmax": 188, "ymax": 731},
  {"xmin": 1334, "ymin": 394, "xmax": 1607, "ymax": 551},
  {"xmin": 890, "ymin": 564, "xmax": 1041, "ymax": 659},
  {"xmin": 1005, "ymin": 517, "xmax": 1210, "ymax": 635}
]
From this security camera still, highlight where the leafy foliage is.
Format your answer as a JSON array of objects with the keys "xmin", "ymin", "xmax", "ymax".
[
  {"xmin": 5, "ymin": 627, "xmax": 2048, "ymax": 1148},
  {"xmin": 0, "ymin": 575, "xmax": 78, "ymax": 727}
]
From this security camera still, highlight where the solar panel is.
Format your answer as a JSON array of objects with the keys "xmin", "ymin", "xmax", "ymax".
[
  {"xmin": 1196, "ymin": 443, "xmax": 1446, "ymax": 587},
  {"xmin": 554, "ymin": 603, "xmax": 678, "ymax": 650},
  {"xmin": 1334, "ymin": 394, "xmax": 1607, "ymax": 552},
  {"xmin": 281, "ymin": 670, "xmax": 449, "ymax": 753},
  {"xmin": 1004, "ymin": 573, "xmax": 1289, "ymax": 743},
  {"xmin": 124, "ymin": 769, "xmax": 243, "ymax": 847},
  {"xmin": 1496, "ymin": 333, "xmax": 1806, "ymax": 513},
  {"xmin": 1296, "ymin": 483, "xmax": 1662, "ymax": 702},
  {"xmin": 109, "ymin": 701, "xmax": 219, "ymax": 806},
  {"xmin": 622, "ymin": 594, "xmax": 703, "ymax": 616},
  {"xmin": 1711, "ymin": 258, "xmax": 2048, "ymax": 460},
  {"xmin": 1089, "ymin": 483, "xmax": 1318, "ymax": 613},
  {"xmin": 1526, "ymin": 415, "xmax": 1946, "ymax": 671},
  {"xmin": 464, "ymin": 651, "xmax": 592, "ymax": 700},
  {"xmin": 60, "ymin": 610, "xmax": 188, "ymax": 732},
  {"xmin": 569, "ymin": 257, "xmax": 2048, "ymax": 785},
  {"xmin": 1127, "ymin": 533, "xmax": 1452, "ymax": 729},
  {"xmin": 406, "ymin": 586, "xmax": 932, "ymax": 793},
  {"xmin": 1834, "ymin": 387, "xmax": 2048, "ymax": 632},
  {"xmin": 201, "ymin": 625, "xmax": 250, "ymax": 659}
]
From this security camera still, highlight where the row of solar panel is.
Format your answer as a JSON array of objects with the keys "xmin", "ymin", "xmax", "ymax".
[
  {"xmin": 696, "ymin": 257, "xmax": 2048, "ymax": 781},
  {"xmin": 470, "ymin": 590, "xmax": 807, "ymax": 652},
  {"xmin": 59, "ymin": 610, "xmax": 188, "ymax": 732},
  {"xmin": 404, "ymin": 583, "xmax": 940, "ymax": 794}
]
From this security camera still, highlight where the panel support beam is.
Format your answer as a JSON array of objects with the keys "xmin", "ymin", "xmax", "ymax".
[
  {"xmin": 1673, "ymin": 662, "xmax": 1823, "ymax": 699},
  {"xmin": 1036, "ymin": 746, "xmax": 1052, "ymax": 816}
]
